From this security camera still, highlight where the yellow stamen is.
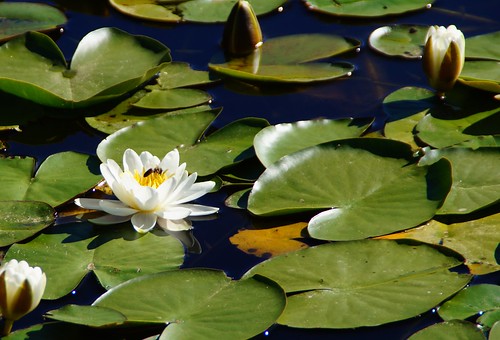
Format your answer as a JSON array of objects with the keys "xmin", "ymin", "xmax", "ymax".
[{"xmin": 133, "ymin": 168, "xmax": 170, "ymax": 189}]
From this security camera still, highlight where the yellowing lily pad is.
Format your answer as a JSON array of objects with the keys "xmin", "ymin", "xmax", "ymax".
[
  {"xmin": 377, "ymin": 215, "xmax": 500, "ymax": 275},
  {"xmin": 229, "ymin": 222, "xmax": 309, "ymax": 258},
  {"xmin": 306, "ymin": 0, "xmax": 435, "ymax": 18},
  {"xmin": 0, "ymin": 2, "xmax": 67, "ymax": 42}
]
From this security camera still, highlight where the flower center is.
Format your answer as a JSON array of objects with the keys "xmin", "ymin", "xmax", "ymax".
[{"xmin": 134, "ymin": 167, "xmax": 170, "ymax": 189}]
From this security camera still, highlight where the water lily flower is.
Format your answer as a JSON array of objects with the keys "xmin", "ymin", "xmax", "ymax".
[
  {"xmin": 422, "ymin": 25, "xmax": 465, "ymax": 95},
  {"xmin": 221, "ymin": 0, "xmax": 263, "ymax": 57},
  {"xmin": 0, "ymin": 260, "xmax": 46, "ymax": 335},
  {"xmin": 75, "ymin": 148, "xmax": 219, "ymax": 233}
]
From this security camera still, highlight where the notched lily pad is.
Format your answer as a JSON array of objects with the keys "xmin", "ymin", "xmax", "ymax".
[
  {"xmin": 0, "ymin": 2, "xmax": 67, "ymax": 42},
  {"xmin": 209, "ymin": 33, "xmax": 359, "ymax": 83},
  {"xmin": 305, "ymin": 0, "xmax": 434, "ymax": 18},
  {"xmin": 0, "ymin": 27, "xmax": 170, "ymax": 108},
  {"xmin": 369, "ymin": 24, "xmax": 429, "ymax": 58},
  {"xmin": 109, "ymin": 0, "xmax": 286, "ymax": 23}
]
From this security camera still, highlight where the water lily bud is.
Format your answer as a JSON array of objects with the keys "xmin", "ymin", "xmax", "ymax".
[
  {"xmin": 422, "ymin": 25, "xmax": 465, "ymax": 94},
  {"xmin": 221, "ymin": 0, "xmax": 263, "ymax": 57},
  {"xmin": 0, "ymin": 260, "xmax": 46, "ymax": 327}
]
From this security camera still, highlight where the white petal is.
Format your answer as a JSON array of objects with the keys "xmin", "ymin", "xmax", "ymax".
[
  {"xmin": 132, "ymin": 185, "xmax": 159, "ymax": 211},
  {"xmin": 173, "ymin": 181, "xmax": 215, "ymax": 204},
  {"xmin": 155, "ymin": 206, "xmax": 192, "ymax": 220},
  {"xmin": 170, "ymin": 172, "xmax": 197, "ymax": 201},
  {"xmin": 131, "ymin": 212, "xmax": 157, "ymax": 233},
  {"xmin": 157, "ymin": 218, "xmax": 192, "ymax": 231},
  {"xmin": 123, "ymin": 149, "xmax": 143, "ymax": 173},
  {"xmin": 75, "ymin": 198, "xmax": 105, "ymax": 211},
  {"xmin": 160, "ymin": 149, "xmax": 180, "ymax": 172},
  {"xmin": 89, "ymin": 214, "xmax": 132, "ymax": 225},
  {"xmin": 140, "ymin": 151, "xmax": 160, "ymax": 170},
  {"xmin": 180, "ymin": 204, "xmax": 219, "ymax": 216},
  {"xmin": 99, "ymin": 200, "xmax": 138, "ymax": 216}
]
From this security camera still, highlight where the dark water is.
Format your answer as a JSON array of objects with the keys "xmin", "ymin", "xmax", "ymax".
[{"xmin": 2, "ymin": 0, "xmax": 500, "ymax": 338}]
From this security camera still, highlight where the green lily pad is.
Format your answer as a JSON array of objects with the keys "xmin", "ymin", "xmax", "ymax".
[
  {"xmin": 46, "ymin": 305, "xmax": 127, "ymax": 328},
  {"xmin": 248, "ymin": 138, "xmax": 451, "ymax": 241},
  {"xmin": 465, "ymin": 31, "xmax": 500, "ymax": 61},
  {"xmin": 0, "ymin": 200, "xmax": 54, "ymax": 247},
  {"xmin": 209, "ymin": 33, "xmax": 359, "ymax": 83},
  {"xmin": 244, "ymin": 240, "xmax": 471, "ymax": 329},
  {"xmin": 4, "ymin": 222, "xmax": 185, "ymax": 299},
  {"xmin": 383, "ymin": 86, "xmax": 435, "ymax": 121},
  {"xmin": 92, "ymin": 269, "xmax": 286, "ymax": 338},
  {"xmin": 156, "ymin": 62, "xmax": 217, "ymax": 89},
  {"xmin": 305, "ymin": 0, "xmax": 435, "ymax": 18},
  {"xmin": 0, "ymin": 2, "xmax": 67, "ymax": 42},
  {"xmin": 225, "ymin": 188, "xmax": 251, "ymax": 209},
  {"xmin": 254, "ymin": 118, "xmax": 371, "ymax": 167},
  {"xmin": 418, "ymin": 148, "xmax": 500, "ymax": 215},
  {"xmin": 132, "ymin": 88, "xmax": 212, "ymax": 109},
  {"xmin": 416, "ymin": 108, "xmax": 500, "ymax": 148},
  {"xmin": 379, "ymin": 215, "xmax": 500, "ymax": 275},
  {"xmin": 0, "ymin": 152, "xmax": 101, "ymax": 207},
  {"xmin": 369, "ymin": 24, "xmax": 429, "ymax": 59},
  {"xmin": 96, "ymin": 109, "xmax": 269, "ymax": 177},
  {"xmin": 438, "ymin": 284, "xmax": 500, "ymax": 327},
  {"xmin": 109, "ymin": 0, "xmax": 286, "ymax": 23},
  {"xmin": 4, "ymin": 322, "xmax": 95, "ymax": 340},
  {"xmin": 408, "ymin": 320, "xmax": 486, "ymax": 340},
  {"xmin": 0, "ymin": 28, "xmax": 170, "ymax": 108},
  {"xmin": 459, "ymin": 61, "xmax": 500, "ymax": 93}
]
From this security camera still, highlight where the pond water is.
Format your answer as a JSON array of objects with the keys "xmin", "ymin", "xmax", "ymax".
[{"xmin": 2, "ymin": 0, "xmax": 500, "ymax": 338}]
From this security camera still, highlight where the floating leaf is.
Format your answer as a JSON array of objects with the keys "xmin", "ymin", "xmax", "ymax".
[
  {"xmin": 459, "ymin": 61, "xmax": 500, "ymax": 93},
  {"xmin": 4, "ymin": 222, "xmax": 184, "ymax": 299},
  {"xmin": 4, "ymin": 322, "xmax": 95, "ymax": 340},
  {"xmin": 438, "ymin": 284, "xmax": 500, "ymax": 326},
  {"xmin": 230, "ymin": 222, "xmax": 309, "ymax": 258},
  {"xmin": 244, "ymin": 240, "xmax": 471, "ymax": 329},
  {"xmin": 209, "ymin": 34, "xmax": 358, "ymax": 83},
  {"xmin": 109, "ymin": 0, "xmax": 286, "ymax": 23},
  {"xmin": 465, "ymin": 31, "xmax": 500, "ymax": 61},
  {"xmin": 248, "ymin": 138, "xmax": 451, "ymax": 241},
  {"xmin": 225, "ymin": 187, "xmax": 251, "ymax": 209},
  {"xmin": 132, "ymin": 88, "xmax": 212, "ymax": 110},
  {"xmin": 418, "ymin": 147, "xmax": 500, "ymax": 215},
  {"xmin": 369, "ymin": 25, "xmax": 429, "ymax": 59},
  {"xmin": 254, "ymin": 118, "xmax": 371, "ymax": 167},
  {"xmin": 93, "ymin": 269, "xmax": 286, "ymax": 338},
  {"xmin": 377, "ymin": 215, "xmax": 500, "ymax": 275},
  {"xmin": 46, "ymin": 305, "xmax": 127, "ymax": 328},
  {"xmin": 0, "ymin": 2, "xmax": 67, "ymax": 42},
  {"xmin": 0, "ymin": 152, "xmax": 101, "ymax": 207},
  {"xmin": 305, "ymin": 0, "xmax": 434, "ymax": 18},
  {"xmin": 156, "ymin": 62, "xmax": 216, "ymax": 89},
  {"xmin": 408, "ymin": 320, "xmax": 486, "ymax": 340},
  {"xmin": 0, "ymin": 28, "xmax": 170, "ymax": 108},
  {"xmin": 97, "ymin": 109, "xmax": 268, "ymax": 177},
  {"xmin": 0, "ymin": 200, "xmax": 54, "ymax": 247}
]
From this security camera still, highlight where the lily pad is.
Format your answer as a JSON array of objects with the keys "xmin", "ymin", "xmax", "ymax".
[
  {"xmin": 0, "ymin": 152, "xmax": 101, "ymax": 207},
  {"xmin": 369, "ymin": 25, "xmax": 429, "ymax": 59},
  {"xmin": 378, "ymin": 215, "xmax": 500, "ymax": 275},
  {"xmin": 438, "ymin": 284, "xmax": 500, "ymax": 326},
  {"xmin": 244, "ymin": 240, "xmax": 471, "ymax": 329},
  {"xmin": 248, "ymin": 138, "xmax": 451, "ymax": 241},
  {"xmin": 209, "ymin": 34, "xmax": 359, "ymax": 83},
  {"xmin": 0, "ymin": 27, "xmax": 170, "ymax": 108},
  {"xmin": 109, "ymin": 0, "xmax": 286, "ymax": 23},
  {"xmin": 0, "ymin": 200, "xmax": 54, "ymax": 247},
  {"xmin": 4, "ymin": 222, "xmax": 185, "ymax": 299},
  {"xmin": 0, "ymin": 2, "xmax": 67, "ymax": 42},
  {"xmin": 408, "ymin": 320, "xmax": 486, "ymax": 340},
  {"xmin": 459, "ymin": 61, "xmax": 500, "ymax": 93},
  {"xmin": 156, "ymin": 62, "xmax": 217, "ymax": 89},
  {"xmin": 305, "ymin": 0, "xmax": 434, "ymax": 18},
  {"xmin": 418, "ymin": 147, "xmax": 500, "ymax": 215},
  {"xmin": 46, "ymin": 305, "xmax": 127, "ymax": 328},
  {"xmin": 465, "ymin": 31, "xmax": 500, "ymax": 61},
  {"xmin": 96, "ymin": 109, "xmax": 269, "ymax": 177},
  {"xmin": 254, "ymin": 118, "xmax": 371, "ymax": 167},
  {"xmin": 93, "ymin": 269, "xmax": 286, "ymax": 338},
  {"xmin": 4, "ymin": 322, "xmax": 94, "ymax": 340}
]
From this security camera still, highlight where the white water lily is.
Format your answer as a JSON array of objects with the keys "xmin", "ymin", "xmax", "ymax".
[
  {"xmin": 75, "ymin": 148, "xmax": 219, "ymax": 233},
  {"xmin": 422, "ymin": 25, "xmax": 465, "ymax": 94},
  {"xmin": 0, "ymin": 260, "xmax": 46, "ymax": 335}
]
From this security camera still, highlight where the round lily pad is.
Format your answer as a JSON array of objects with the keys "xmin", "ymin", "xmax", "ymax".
[
  {"xmin": 369, "ymin": 24, "xmax": 429, "ymax": 58},
  {"xmin": 305, "ymin": 0, "xmax": 434, "ymax": 18}
]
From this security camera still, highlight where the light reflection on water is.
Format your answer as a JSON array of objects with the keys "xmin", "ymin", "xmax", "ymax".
[{"xmin": 2, "ymin": 0, "xmax": 500, "ymax": 338}]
